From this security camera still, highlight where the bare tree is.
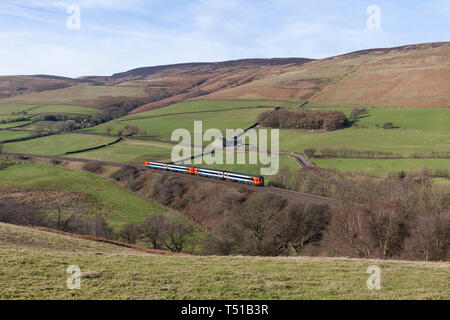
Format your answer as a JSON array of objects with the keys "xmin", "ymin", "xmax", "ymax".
[
  {"xmin": 406, "ymin": 210, "xmax": 450, "ymax": 261},
  {"xmin": 120, "ymin": 223, "xmax": 142, "ymax": 244},
  {"xmin": 232, "ymin": 193, "xmax": 286, "ymax": 255},
  {"xmin": 280, "ymin": 202, "xmax": 330, "ymax": 254},
  {"xmin": 0, "ymin": 198, "xmax": 45, "ymax": 226},
  {"xmin": 142, "ymin": 215, "xmax": 168, "ymax": 249},
  {"xmin": 105, "ymin": 126, "xmax": 114, "ymax": 136},
  {"xmin": 54, "ymin": 196, "xmax": 72, "ymax": 231},
  {"xmin": 163, "ymin": 214, "xmax": 194, "ymax": 252},
  {"xmin": 330, "ymin": 205, "xmax": 374, "ymax": 258},
  {"xmin": 367, "ymin": 201, "xmax": 408, "ymax": 259}
]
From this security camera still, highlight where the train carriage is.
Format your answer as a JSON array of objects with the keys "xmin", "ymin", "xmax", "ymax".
[{"xmin": 144, "ymin": 161, "xmax": 264, "ymax": 186}]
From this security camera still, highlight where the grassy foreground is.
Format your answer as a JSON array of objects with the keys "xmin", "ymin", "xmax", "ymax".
[{"xmin": 0, "ymin": 223, "xmax": 448, "ymax": 300}]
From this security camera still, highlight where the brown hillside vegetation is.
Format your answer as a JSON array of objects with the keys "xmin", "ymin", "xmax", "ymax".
[
  {"xmin": 0, "ymin": 75, "xmax": 97, "ymax": 99},
  {"xmin": 203, "ymin": 42, "xmax": 450, "ymax": 107},
  {"xmin": 0, "ymin": 58, "xmax": 311, "ymax": 109},
  {"xmin": 1, "ymin": 42, "xmax": 448, "ymax": 112},
  {"xmin": 0, "ymin": 186, "xmax": 97, "ymax": 210},
  {"xmin": 0, "ymin": 84, "xmax": 148, "ymax": 108}
]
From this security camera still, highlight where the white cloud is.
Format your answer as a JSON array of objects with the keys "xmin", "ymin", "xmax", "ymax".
[{"xmin": 0, "ymin": 0, "xmax": 446, "ymax": 77}]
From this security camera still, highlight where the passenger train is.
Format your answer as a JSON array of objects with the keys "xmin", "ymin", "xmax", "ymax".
[{"xmin": 144, "ymin": 161, "xmax": 264, "ymax": 186}]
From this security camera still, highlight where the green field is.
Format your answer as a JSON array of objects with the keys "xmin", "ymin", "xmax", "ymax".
[
  {"xmin": 257, "ymin": 107, "xmax": 450, "ymax": 177},
  {"xmin": 127, "ymin": 99, "xmax": 298, "ymax": 117},
  {"xmin": 87, "ymin": 109, "xmax": 273, "ymax": 141},
  {"xmin": 4, "ymin": 102, "xmax": 449, "ymax": 178},
  {"xmin": 275, "ymin": 127, "xmax": 449, "ymax": 156},
  {"xmin": 0, "ymin": 103, "xmax": 100, "ymax": 118},
  {"xmin": 84, "ymin": 102, "xmax": 449, "ymax": 157},
  {"xmin": 314, "ymin": 107, "xmax": 450, "ymax": 132},
  {"xmin": 313, "ymin": 158, "xmax": 450, "ymax": 177},
  {"xmin": 69, "ymin": 138, "xmax": 175, "ymax": 164},
  {"xmin": 68, "ymin": 136, "xmax": 300, "ymax": 177},
  {"xmin": 0, "ymin": 161, "xmax": 167, "ymax": 228},
  {"xmin": 4, "ymin": 133, "xmax": 116, "ymax": 156},
  {"xmin": 261, "ymin": 107, "xmax": 449, "ymax": 155},
  {"xmin": 83, "ymin": 100, "xmax": 295, "ymax": 140},
  {"xmin": 0, "ymin": 121, "xmax": 32, "ymax": 129},
  {"xmin": 1, "ymin": 223, "xmax": 448, "ymax": 300},
  {"xmin": 434, "ymin": 178, "xmax": 450, "ymax": 185},
  {"xmin": 0, "ymin": 130, "xmax": 31, "ymax": 141}
]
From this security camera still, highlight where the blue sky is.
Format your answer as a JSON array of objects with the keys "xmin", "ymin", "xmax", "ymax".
[{"xmin": 1, "ymin": 0, "xmax": 449, "ymax": 77}]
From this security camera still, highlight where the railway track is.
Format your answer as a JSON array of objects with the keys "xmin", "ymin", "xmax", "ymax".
[{"xmin": 1, "ymin": 151, "xmax": 339, "ymax": 206}]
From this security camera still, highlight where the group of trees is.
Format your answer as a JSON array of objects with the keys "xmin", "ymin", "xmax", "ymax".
[
  {"xmin": 35, "ymin": 119, "xmax": 83, "ymax": 134},
  {"xmin": 104, "ymin": 125, "xmax": 147, "ymax": 137},
  {"xmin": 119, "ymin": 214, "xmax": 195, "ymax": 252},
  {"xmin": 381, "ymin": 122, "xmax": 395, "ymax": 129},
  {"xmin": 3, "ymin": 157, "xmax": 446, "ymax": 260},
  {"xmin": 329, "ymin": 200, "xmax": 449, "ymax": 261},
  {"xmin": 102, "ymin": 97, "xmax": 151, "ymax": 121},
  {"xmin": 0, "ymin": 198, "xmax": 113, "ymax": 239},
  {"xmin": 268, "ymin": 166, "xmax": 449, "ymax": 261},
  {"xmin": 102, "ymin": 162, "xmax": 448, "ymax": 261},
  {"xmin": 349, "ymin": 108, "xmax": 368, "ymax": 120},
  {"xmin": 204, "ymin": 193, "xmax": 330, "ymax": 256},
  {"xmin": 411, "ymin": 151, "xmax": 450, "ymax": 159},
  {"xmin": 258, "ymin": 109, "xmax": 349, "ymax": 131},
  {"xmin": 0, "ymin": 195, "xmax": 195, "ymax": 253},
  {"xmin": 12, "ymin": 156, "xmax": 445, "ymax": 260},
  {"xmin": 304, "ymin": 146, "xmax": 403, "ymax": 159},
  {"xmin": 30, "ymin": 97, "xmax": 151, "ymax": 135}
]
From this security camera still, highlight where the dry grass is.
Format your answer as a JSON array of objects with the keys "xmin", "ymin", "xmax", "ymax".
[
  {"xmin": 0, "ymin": 85, "xmax": 147, "ymax": 107},
  {"xmin": 0, "ymin": 222, "xmax": 140, "ymax": 254},
  {"xmin": 0, "ymin": 222, "xmax": 448, "ymax": 300},
  {"xmin": 203, "ymin": 42, "xmax": 450, "ymax": 108}
]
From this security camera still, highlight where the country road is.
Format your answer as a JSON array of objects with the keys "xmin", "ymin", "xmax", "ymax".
[{"xmin": 1, "ymin": 151, "xmax": 338, "ymax": 206}]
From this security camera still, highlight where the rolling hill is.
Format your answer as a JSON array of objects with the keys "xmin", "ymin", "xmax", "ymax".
[
  {"xmin": 1, "ymin": 42, "xmax": 448, "ymax": 112},
  {"xmin": 0, "ymin": 75, "xmax": 98, "ymax": 99},
  {"xmin": 202, "ymin": 42, "xmax": 450, "ymax": 108}
]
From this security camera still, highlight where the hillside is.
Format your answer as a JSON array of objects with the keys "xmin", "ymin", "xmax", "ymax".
[
  {"xmin": 0, "ymin": 58, "xmax": 312, "ymax": 110},
  {"xmin": 1, "ymin": 222, "xmax": 448, "ymax": 299},
  {"xmin": 0, "ymin": 160, "xmax": 168, "ymax": 229},
  {"xmin": 202, "ymin": 42, "xmax": 450, "ymax": 108},
  {"xmin": 0, "ymin": 75, "xmax": 97, "ymax": 99},
  {"xmin": 2, "ymin": 42, "xmax": 448, "ymax": 111},
  {"xmin": 0, "ymin": 222, "xmax": 151, "ymax": 255}
]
